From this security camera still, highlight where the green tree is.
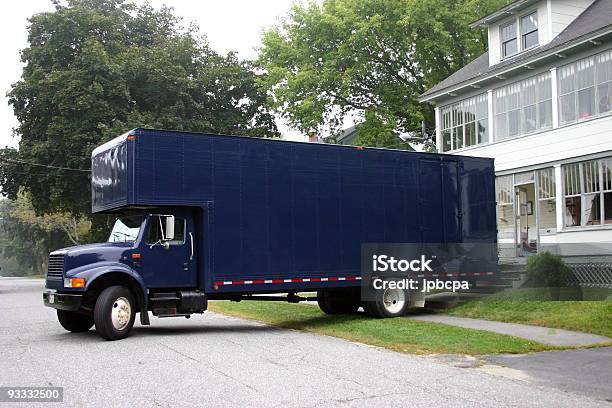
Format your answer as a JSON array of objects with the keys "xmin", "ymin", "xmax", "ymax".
[
  {"xmin": 0, "ymin": 197, "xmax": 72, "ymax": 276},
  {"xmin": 2, "ymin": 0, "xmax": 278, "ymax": 217},
  {"xmin": 258, "ymin": 0, "xmax": 507, "ymax": 147}
]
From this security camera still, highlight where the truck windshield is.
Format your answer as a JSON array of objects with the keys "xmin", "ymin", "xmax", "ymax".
[{"xmin": 108, "ymin": 216, "xmax": 143, "ymax": 243}]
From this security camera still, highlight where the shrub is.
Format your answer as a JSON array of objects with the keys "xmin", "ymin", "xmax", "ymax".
[{"xmin": 526, "ymin": 252, "xmax": 572, "ymax": 288}]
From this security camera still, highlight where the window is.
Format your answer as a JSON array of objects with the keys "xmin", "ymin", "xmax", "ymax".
[
  {"xmin": 603, "ymin": 159, "xmax": 612, "ymax": 224},
  {"xmin": 520, "ymin": 12, "xmax": 538, "ymax": 50},
  {"xmin": 558, "ymin": 49, "xmax": 612, "ymax": 125},
  {"xmin": 559, "ymin": 63, "xmax": 576, "ymax": 124},
  {"xmin": 537, "ymin": 73, "xmax": 553, "ymax": 128},
  {"xmin": 500, "ymin": 12, "xmax": 538, "ymax": 59},
  {"xmin": 108, "ymin": 216, "xmax": 143, "ymax": 243},
  {"xmin": 493, "ymin": 72, "xmax": 552, "ymax": 141},
  {"xmin": 501, "ymin": 21, "xmax": 518, "ymax": 58},
  {"xmin": 147, "ymin": 216, "xmax": 186, "ymax": 245},
  {"xmin": 440, "ymin": 93, "xmax": 488, "ymax": 152},
  {"xmin": 537, "ymin": 168, "xmax": 556, "ymax": 234},
  {"xmin": 563, "ymin": 158, "xmax": 612, "ymax": 228},
  {"xmin": 597, "ymin": 50, "xmax": 612, "ymax": 115},
  {"xmin": 577, "ymin": 57, "xmax": 596, "ymax": 120},
  {"xmin": 452, "ymin": 103, "xmax": 464, "ymax": 150},
  {"xmin": 495, "ymin": 175, "xmax": 515, "ymax": 243},
  {"xmin": 441, "ymin": 108, "xmax": 452, "ymax": 152}
]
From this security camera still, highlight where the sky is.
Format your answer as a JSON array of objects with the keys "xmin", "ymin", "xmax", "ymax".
[{"xmin": 0, "ymin": 0, "xmax": 307, "ymax": 149}]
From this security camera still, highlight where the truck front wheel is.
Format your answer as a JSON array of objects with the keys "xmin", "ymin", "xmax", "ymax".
[
  {"xmin": 94, "ymin": 286, "xmax": 136, "ymax": 341},
  {"xmin": 57, "ymin": 310, "xmax": 94, "ymax": 332}
]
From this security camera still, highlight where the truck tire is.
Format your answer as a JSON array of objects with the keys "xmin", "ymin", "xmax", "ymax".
[
  {"xmin": 317, "ymin": 290, "xmax": 360, "ymax": 314},
  {"xmin": 56, "ymin": 310, "xmax": 94, "ymax": 332},
  {"xmin": 94, "ymin": 286, "xmax": 136, "ymax": 341},
  {"xmin": 363, "ymin": 287, "xmax": 409, "ymax": 318}
]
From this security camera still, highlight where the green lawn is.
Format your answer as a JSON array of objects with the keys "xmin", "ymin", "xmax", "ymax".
[
  {"xmin": 209, "ymin": 300, "xmax": 554, "ymax": 355},
  {"xmin": 445, "ymin": 291, "xmax": 612, "ymax": 338}
]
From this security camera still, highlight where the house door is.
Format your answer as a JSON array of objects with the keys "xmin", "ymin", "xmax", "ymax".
[{"xmin": 515, "ymin": 184, "xmax": 537, "ymax": 257}]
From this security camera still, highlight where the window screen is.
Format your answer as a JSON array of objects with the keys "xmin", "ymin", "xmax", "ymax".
[
  {"xmin": 493, "ymin": 72, "xmax": 551, "ymax": 140},
  {"xmin": 558, "ymin": 49, "xmax": 612, "ymax": 125},
  {"xmin": 439, "ymin": 93, "xmax": 488, "ymax": 152}
]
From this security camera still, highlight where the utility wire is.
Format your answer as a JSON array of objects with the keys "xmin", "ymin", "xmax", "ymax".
[{"xmin": 0, "ymin": 157, "xmax": 91, "ymax": 173}]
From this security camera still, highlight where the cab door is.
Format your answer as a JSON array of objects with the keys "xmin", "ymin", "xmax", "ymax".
[{"xmin": 140, "ymin": 211, "xmax": 197, "ymax": 288}]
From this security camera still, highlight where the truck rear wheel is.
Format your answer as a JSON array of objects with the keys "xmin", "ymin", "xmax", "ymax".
[
  {"xmin": 363, "ymin": 287, "xmax": 409, "ymax": 318},
  {"xmin": 57, "ymin": 310, "xmax": 94, "ymax": 332},
  {"xmin": 94, "ymin": 286, "xmax": 136, "ymax": 341},
  {"xmin": 317, "ymin": 289, "xmax": 360, "ymax": 314}
]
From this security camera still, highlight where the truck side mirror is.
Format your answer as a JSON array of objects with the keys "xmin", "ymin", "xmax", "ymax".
[{"xmin": 164, "ymin": 216, "xmax": 175, "ymax": 241}]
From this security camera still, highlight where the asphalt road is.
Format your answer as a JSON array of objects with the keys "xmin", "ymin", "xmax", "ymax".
[{"xmin": 0, "ymin": 278, "xmax": 610, "ymax": 407}]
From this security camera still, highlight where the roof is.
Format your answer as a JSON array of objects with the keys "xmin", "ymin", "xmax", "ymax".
[
  {"xmin": 470, "ymin": 0, "xmax": 539, "ymax": 28},
  {"xmin": 420, "ymin": 0, "xmax": 612, "ymax": 102},
  {"xmin": 337, "ymin": 125, "xmax": 358, "ymax": 142}
]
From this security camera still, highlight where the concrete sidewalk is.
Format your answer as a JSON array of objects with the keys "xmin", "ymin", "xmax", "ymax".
[{"xmin": 407, "ymin": 314, "xmax": 611, "ymax": 347}]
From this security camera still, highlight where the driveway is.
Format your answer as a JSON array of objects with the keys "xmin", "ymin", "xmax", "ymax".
[
  {"xmin": 485, "ymin": 348, "xmax": 612, "ymax": 402},
  {"xmin": 0, "ymin": 278, "xmax": 610, "ymax": 407}
]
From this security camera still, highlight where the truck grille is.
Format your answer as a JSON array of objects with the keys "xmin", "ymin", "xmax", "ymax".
[{"xmin": 47, "ymin": 254, "xmax": 65, "ymax": 280}]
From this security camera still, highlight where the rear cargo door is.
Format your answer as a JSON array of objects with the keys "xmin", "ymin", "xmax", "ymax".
[{"xmin": 418, "ymin": 158, "xmax": 461, "ymax": 243}]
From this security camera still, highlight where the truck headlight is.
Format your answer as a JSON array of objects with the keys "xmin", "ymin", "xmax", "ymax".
[{"xmin": 64, "ymin": 278, "xmax": 85, "ymax": 288}]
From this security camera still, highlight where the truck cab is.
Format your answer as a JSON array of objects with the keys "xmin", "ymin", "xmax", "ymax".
[{"xmin": 44, "ymin": 210, "xmax": 206, "ymax": 340}]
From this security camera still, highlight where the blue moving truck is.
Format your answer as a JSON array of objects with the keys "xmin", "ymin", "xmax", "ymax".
[{"xmin": 43, "ymin": 128, "xmax": 496, "ymax": 340}]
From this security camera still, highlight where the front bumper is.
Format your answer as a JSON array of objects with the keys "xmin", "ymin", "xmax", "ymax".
[{"xmin": 43, "ymin": 289, "xmax": 83, "ymax": 312}]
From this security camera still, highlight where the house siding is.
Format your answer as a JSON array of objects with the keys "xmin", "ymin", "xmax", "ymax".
[
  {"xmin": 551, "ymin": 0, "xmax": 594, "ymax": 38},
  {"xmin": 453, "ymin": 114, "xmax": 612, "ymax": 172}
]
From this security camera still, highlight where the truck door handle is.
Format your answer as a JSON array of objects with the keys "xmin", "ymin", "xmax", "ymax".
[{"xmin": 189, "ymin": 232, "xmax": 194, "ymax": 260}]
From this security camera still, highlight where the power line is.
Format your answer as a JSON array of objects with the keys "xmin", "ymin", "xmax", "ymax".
[{"xmin": 0, "ymin": 157, "xmax": 91, "ymax": 173}]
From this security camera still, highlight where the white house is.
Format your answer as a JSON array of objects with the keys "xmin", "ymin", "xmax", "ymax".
[{"xmin": 419, "ymin": 0, "xmax": 612, "ymax": 278}]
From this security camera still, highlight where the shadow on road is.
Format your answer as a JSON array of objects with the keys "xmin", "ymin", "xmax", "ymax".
[
  {"xmin": 133, "ymin": 323, "xmax": 280, "ymax": 337},
  {"xmin": 45, "ymin": 322, "xmax": 281, "ymax": 343}
]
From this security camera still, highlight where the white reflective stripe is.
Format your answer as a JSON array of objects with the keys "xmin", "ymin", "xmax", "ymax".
[{"xmin": 219, "ymin": 276, "xmax": 363, "ymax": 285}]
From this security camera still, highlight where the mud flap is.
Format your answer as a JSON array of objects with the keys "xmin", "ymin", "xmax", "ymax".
[{"xmin": 409, "ymin": 290, "xmax": 426, "ymax": 308}]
